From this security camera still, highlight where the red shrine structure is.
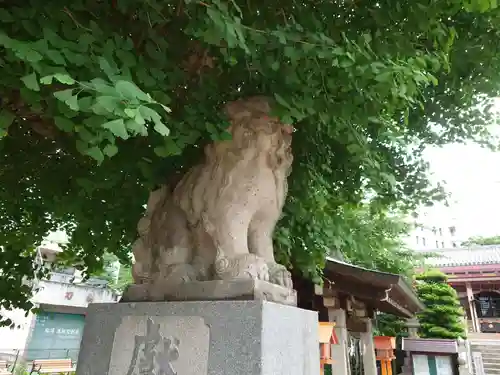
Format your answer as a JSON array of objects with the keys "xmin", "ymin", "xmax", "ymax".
[{"xmin": 420, "ymin": 245, "xmax": 500, "ymax": 334}]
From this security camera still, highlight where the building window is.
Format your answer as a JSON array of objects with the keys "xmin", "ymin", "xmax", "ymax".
[
  {"xmin": 439, "ymin": 228, "xmax": 443, "ymax": 236},
  {"xmin": 449, "ymin": 226, "xmax": 456, "ymax": 236},
  {"xmin": 441, "ymin": 241, "xmax": 445, "ymax": 248},
  {"xmin": 435, "ymin": 240, "xmax": 439, "ymax": 248},
  {"xmin": 476, "ymin": 292, "xmax": 500, "ymax": 318},
  {"xmin": 416, "ymin": 236, "xmax": 419, "ymax": 244},
  {"xmin": 452, "ymin": 242, "xmax": 457, "ymax": 248},
  {"xmin": 422, "ymin": 237, "xmax": 426, "ymax": 246}
]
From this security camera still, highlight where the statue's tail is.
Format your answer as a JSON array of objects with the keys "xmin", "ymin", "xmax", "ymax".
[
  {"xmin": 131, "ymin": 186, "xmax": 171, "ymax": 285},
  {"xmin": 124, "ymin": 185, "xmax": 197, "ymax": 302}
]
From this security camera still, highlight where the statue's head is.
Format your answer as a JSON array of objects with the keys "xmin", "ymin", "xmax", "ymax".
[{"xmin": 223, "ymin": 96, "xmax": 293, "ymax": 171}]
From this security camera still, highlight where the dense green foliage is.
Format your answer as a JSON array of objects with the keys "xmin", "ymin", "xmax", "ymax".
[
  {"xmin": 375, "ymin": 313, "xmax": 408, "ymax": 337},
  {"xmin": 325, "ymin": 205, "xmax": 424, "ymax": 277},
  {"xmin": 91, "ymin": 252, "xmax": 133, "ymax": 292},
  {"xmin": 416, "ymin": 270, "xmax": 467, "ymax": 339},
  {"xmin": 104, "ymin": 254, "xmax": 133, "ymax": 293},
  {"xmin": 462, "ymin": 235, "xmax": 500, "ymax": 246},
  {"xmin": 1, "ymin": 0, "xmax": 500, "ymax": 316}
]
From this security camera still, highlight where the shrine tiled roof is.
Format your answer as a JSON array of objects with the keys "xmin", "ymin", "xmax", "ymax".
[
  {"xmin": 324, "ymin": 257, "xmax": 424, "ymax": 317},
  {"xmin": 423, "ymin": 245, "xmax": 500, "ymax": 267}
]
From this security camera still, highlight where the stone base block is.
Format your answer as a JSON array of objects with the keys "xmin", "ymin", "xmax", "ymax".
[
  {"xmin": 76, "ymin": 300, "xmax": 319, "ymax": 375},
  {"xmin": 122, "ymin": 279, "xmax": 297, "ymax": 306}
]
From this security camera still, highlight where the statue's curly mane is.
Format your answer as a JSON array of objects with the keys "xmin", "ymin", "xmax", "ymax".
[
  {"xmin": 217, "ymin": 96, "xmax": 292, "ymax": 171},
  {"xmin": 173, "ymin": 96, "xmax": 293, "ymax": 224}
]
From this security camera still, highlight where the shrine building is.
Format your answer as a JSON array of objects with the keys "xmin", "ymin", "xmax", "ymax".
[{"xmin": 420, "ymin": 245, "xmax": 500, "ymax": 334}]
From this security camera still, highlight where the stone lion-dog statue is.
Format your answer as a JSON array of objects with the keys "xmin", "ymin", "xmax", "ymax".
[{"xmin": 122, "ymin": 96, "xmax": 294, "ymax": 301}]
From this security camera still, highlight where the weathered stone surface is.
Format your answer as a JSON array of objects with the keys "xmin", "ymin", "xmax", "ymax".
[
  {"xmin": 121, "ymin": 279, "xmax": 297, "ymax": 306},
  {"xmin": 123, "ymin": 97, "xmax": 295, "ymax": 303},
  {"xmin": 76, "ymin": 301, "xmax": 319, "ymax": 375},
  {"xmin": 108, "ymin": 315, "xmax": 209, "ymax": 375}
]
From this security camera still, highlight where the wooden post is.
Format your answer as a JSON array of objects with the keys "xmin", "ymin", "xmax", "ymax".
[
  {"xmin": 466, "ymin": 282, "xmax": 479, "ymax": 333},
  {"xmin": 380, "ymin": 359, "xmax": 393, "ymax": 375}
]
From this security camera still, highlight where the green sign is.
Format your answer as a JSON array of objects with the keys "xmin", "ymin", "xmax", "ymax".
[
  {"xmin": 26, "ymin": 311, "xmax": 85, "ymax": 361},
  {"xmin": 412, "ymin": 354, "xmax": 454, "ymax": 375}
]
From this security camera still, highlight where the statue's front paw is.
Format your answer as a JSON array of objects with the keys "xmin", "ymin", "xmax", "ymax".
[
  {"xmin": 148, "ymin": 263, "xmax": 199, "ymax": 301},
  {"xmin": 164, "ymin": 263, "xmax": 199, "ymax": 283},
  {"xmin": 215, "ymin": 253, "xmax": 270, "ymax": 281},
  {"xmin": 267, "ymin": 263, "xmax": 293, "ymax": 289},
  {"xmin": 121, "ymin": 284, "xmax": 151, "ymax": 302}
]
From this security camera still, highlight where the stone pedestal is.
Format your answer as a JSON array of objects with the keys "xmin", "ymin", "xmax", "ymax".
[
  {"xmin": 397, "ymin": 356, "xmax": 412, "ymax": 375},
  {"xmin": 398, "ymin": 318, "xmax": 420, "ymax": 375},
  {"xmin": 76, "ymin": 300, "xmax": 319, "ymax": 375},
  {"xmin": 122, "ymin": 279, "xmax": 297, "ymax": 306}
]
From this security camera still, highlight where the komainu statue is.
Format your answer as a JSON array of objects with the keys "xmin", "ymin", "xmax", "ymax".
[{"xmin": 123, "ymin": 96, "xmax": 294, "ymax": 302}]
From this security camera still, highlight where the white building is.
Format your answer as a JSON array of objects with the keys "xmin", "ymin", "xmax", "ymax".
[
  {"xmin": 0, "ymin": 238, "xmax": 119, "ymax": 363},
  {"xmin": 403, "ymin": 203, "xmax": 462, "ymax": 251}
]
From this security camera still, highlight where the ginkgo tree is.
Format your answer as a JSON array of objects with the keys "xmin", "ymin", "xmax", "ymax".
[{"xmin": 1, "ymin": 0, "xmax": 500, "ymax": 316}]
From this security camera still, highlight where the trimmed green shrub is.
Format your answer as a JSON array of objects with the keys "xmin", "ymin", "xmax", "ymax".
[{"xmin": 416, "ymin": 270, "xmax": 466, "ymax": 339}]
